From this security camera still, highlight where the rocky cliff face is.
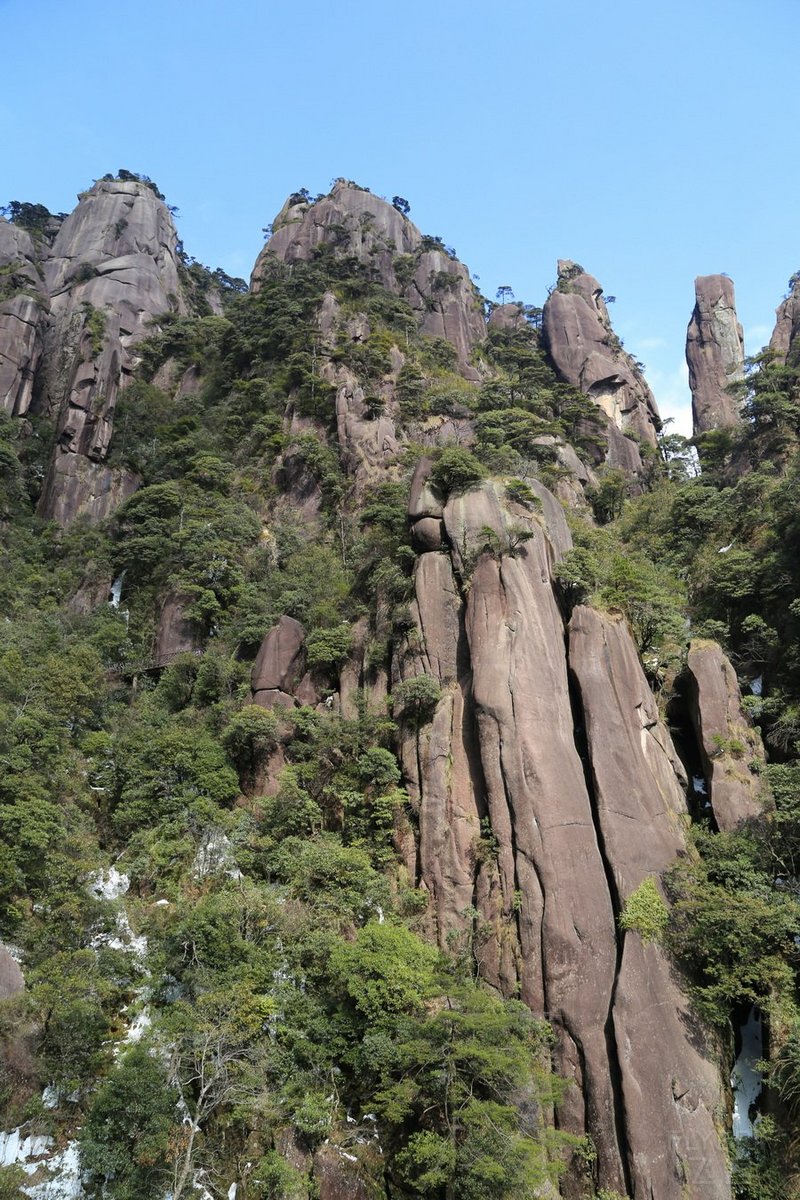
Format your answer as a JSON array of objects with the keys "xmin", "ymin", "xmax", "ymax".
[
  {"xmin": 38, "ymin": 179, "xmax": 185, "ymax": 523},
  {"xmin": 253, "ymin": 182, "xmax": 486, "ymax": 373},
  {"xmin": 0, "ymin": 179, "xmax": 186, "ymax": 524},
  {"xmin": 542, "ymin": 261, "xmax": 661, "ymax": 453},
  {"xmin": 686, "ymin": 275, "xmax": 745, "ymax": 434},
  {"xmin": 770, "ymin": 274, "xmax": 800, "ymax": 364},
  {"xmin": 685, "ymin": 640, "xmax": 766, "ymax": 831},
  {"xmin": 392, "ymin": 472, "xmax": 733, "ymax": 1197},
  {"xmin": 3, "ymin": 173, "xmax": 777, "ymax": 1198},
  {"xmin": 0, "ymin": 221, "xmax": 46, "ymax": 418}
]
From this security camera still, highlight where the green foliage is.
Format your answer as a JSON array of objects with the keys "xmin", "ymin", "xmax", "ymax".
[
  {"xmin": 113, "ymin": 720, "xmax": 239, "ymax": 835},
  {"xmin": 373, "ymin": 984, "xmax": 571, "ymax": 1198},
  {"xmin": 82, "ymin": 302, "xmax": 106, "ymax": 356},
  {"xmin": 429, "ymin": 447, "xmax": 486, "ymax": 496},
  {"xmin": 664, "ymin": 826, "xmax": 800, "ymax": 1026},
  {"xmin": 81, "ymin": 1046, "xmax": 178, "ymax": 1199},
  {"xmin": 304, "ymin": 622, "xmax": 352, "ymax": 670},
  {"xmin": 0, "ymin": 200, "xmax": 57, "ymax": 235},
  {"xmin": 222, "ymin": 705, "xmax": 281, "ymax": 776},
  {"xmin": 331, "ymin": 922, "xmax": 438, "ymax": 1023},
  {"xmin": 392, "ymin": 674, "xmax": 442, "ymax": 721},
  {"xmin": 618, "ymin": 878, "xmax": 669, "ymax": 944}
]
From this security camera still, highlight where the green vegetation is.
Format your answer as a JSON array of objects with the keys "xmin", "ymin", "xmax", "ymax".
[
  {"xmin": 2, "ymin": 181, "xmax": 800, "ymax": 1198},
  {"xmin": 618, "ymin": 878, "xmax": 669, "ymax": 944}
]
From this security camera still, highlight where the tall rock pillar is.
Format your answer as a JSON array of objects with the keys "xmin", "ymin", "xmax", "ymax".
[{"xmin": 686, "ymin": 275, "xmax": 745, "ymax": 434}]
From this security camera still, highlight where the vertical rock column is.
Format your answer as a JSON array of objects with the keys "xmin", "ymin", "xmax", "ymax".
[
  {"xmin": 569, "ymin": 608, "xmax": 731, "ymax": 1199},
  {"xmin": 686, "ymin": 275, "xmax": 745, "ymax": 435},
  {"xmin": 542, "ymin": 260, "xmax": 661, "ymax": 479},
  {"xmin": 428, "ymin": 480, "xmax": 627, "ymax": 1191}
]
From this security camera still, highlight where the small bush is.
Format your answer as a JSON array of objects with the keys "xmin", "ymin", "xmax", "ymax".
[
  {"xmin": 618, "ymin": 877, "xmax": 669, "ymax": 944},
  {"xmin": 429, "ymin": 448, "xmax": 486, "ymax": 497}
]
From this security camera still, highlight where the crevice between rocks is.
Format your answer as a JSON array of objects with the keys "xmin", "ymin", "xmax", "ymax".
[
  {"xmin": 666, "ymin": 671, "xmax": 719, "ymax": 831},
  {"xmin": 566, "ymin": 658, "xmax": 634, "ymax": 1198}
]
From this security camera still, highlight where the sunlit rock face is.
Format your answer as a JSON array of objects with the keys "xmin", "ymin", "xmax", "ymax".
[
  {"xmin": 393, "ymin": 472, "xmax": 733, "ymax": 1198},
  {"xmin": 770, "ymin": 274, "xmax": 800, "ymax": 363},
  {"xmin": 252, "ymin": 182, "xmax": 486, "ymax": 373},
  {"xmin": 542, "ymin": 260, "xmax": 661, "ymax": 447},
  {"xmin": 686, "ymin": 275, "xmax": 745, "ymax": 434},
  {"xmin": 37, "ymin": 179, "xmax": 186, "ymax": 524},
  {"xmin": 0, "ymin": 220, "xmax": 46, "ymax": 417},
  {"xmin": 684, "ymin": 640, "xmax": 766, "ymax": 831}
]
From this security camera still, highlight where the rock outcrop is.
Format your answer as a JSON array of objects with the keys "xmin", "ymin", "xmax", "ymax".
[
  {"xmin": 0, "ymin": 220, "xmax": 46, "ymax": 417},
  {"xmin": 684, "ymin": 640, "xmax": 766, "ymax": 831},
  {"xmin": 394, "ymin": 476, "xmax": 730, "ymax": 1197},
  {"xmin": 570, "ymin": 608, "xmax": 729, "ymax": 1199},
  {"xmin": 153, "ymin": 592, "xmax": 200, "ymax": 668},
  {"xmin": 37, "ymin": 179, "xmax": 185, "ymax": 523},
  {"xmin": 770, "ymin": 275, "xmax": 800, "ymax": 364},
  {"xmin": 686, "ymin": 275, "xmax": 745, "ymax": 433},
  {"xmin": 251, "ymin": 615, "xmax": 307, "ymax": 709},
  {"xmin": 542, "ymin": 261, "xmax": 661, "ymax": 449},
  {"xmin": 252, "ymin": 182, "xmax": 486, "ymax": 371}
]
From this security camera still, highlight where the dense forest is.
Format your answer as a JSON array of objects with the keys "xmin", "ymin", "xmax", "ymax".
[{"xmin": 0, "ymin": 173, "xmax": 798, "ymax": 1200}]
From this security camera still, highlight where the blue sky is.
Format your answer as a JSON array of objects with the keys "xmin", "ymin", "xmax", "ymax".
[{"xmin": 3, "ymin": 0, "xmax": 798, "ymax": 434}]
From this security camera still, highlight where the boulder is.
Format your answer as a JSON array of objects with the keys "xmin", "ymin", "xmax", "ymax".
[
  {"xmin": 684, "ymin": 640, "xmax": 766, "ymax": 831},
  {"xmin": 251, "ymin": 615, "xmax": 306, "ymax": 696},
  {"xmin": 154, "ymin": 592, "xmax": 199, "ymax": 668},
  {"xmin": 410, "ymin": 516, "xmax": 443, "ymax": 551},
  {"xmin": 487, "ymin": 302, "xmax": 527, "ymax": 331},
  {"xmin": 407, "ymin": 456, "xmax": 443, "ymax": 520},
  {"xmin": 686, "ymin": 275, "xmax": 745, "ymax": 434}
]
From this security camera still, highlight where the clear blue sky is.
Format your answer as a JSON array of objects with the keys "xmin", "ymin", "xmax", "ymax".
[{"xmin": 3, "ymin": 0, "xmax": 798, "ymax": 434}]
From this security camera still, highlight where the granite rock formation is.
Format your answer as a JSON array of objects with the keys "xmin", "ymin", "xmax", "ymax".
[
  {"xmin": 38, "ymin": 179, "xmax": 185, "ymax": 522},
  {"xmin": 542, "ymin": 260, "xmax": 661, "ymax": 448},
  {"xmin": 393, "ymin": 476, "xmax": 734, "ymax": 1197},
  {"xmin": 1, "ymin": 179, "xmax": 186, "ymax": 524},
  {"xmin": 684, "ymin": 640, "xmax": 766, "ymax": 832},
  {"xmin": 252, "ymin": 182, "xmax": 486, "ymax": 372},
  {"xmin": 0, "ymin": 220, "xmax": 46, "ymax": 417},
  {"xmin": 770, "ymin": 274, "xmax": 800, "ymax": 363},
  {"xmin": 251, "ymin": 615, "xmax": 307, "ymax": 709},
  {"xmin": 686, "ymin": 275, "xmax": 745, "ymax": 433}
]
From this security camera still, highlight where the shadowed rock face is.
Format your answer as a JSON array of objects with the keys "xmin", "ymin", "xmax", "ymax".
[
  {"xmin": 542, "ymin": 261, "xmax": 661, "ymax": 449},
  {"xmin": 252, "ymin": 182, "xmax": 486, "ymax": 371},
  {"xmin": 685, "ymin": 640, "xmax": 766, "ymax": 832},
  {"xmin": 154, "ymin": 591, "xmax": 200, "ymax": 668},
  {"xmin": 395, "ymin": 477, "xmax": 733, "ymax": 1197},
  {"xmin": 570, "ymin": 608, "xmax": 729, "ymax": 1199},
  {"xmin": 36, "ymin": 180, "xmax": 185, "ymax": 523},
  {"xmin": 686, "ymin": 275, "xmax": 745, "ymax": 434}
]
